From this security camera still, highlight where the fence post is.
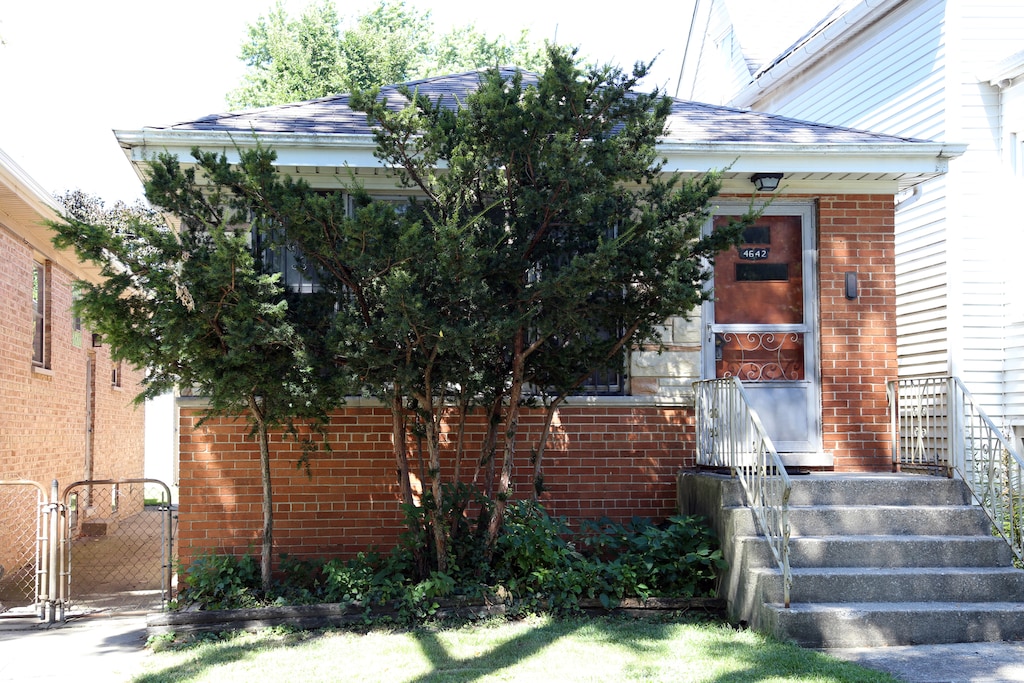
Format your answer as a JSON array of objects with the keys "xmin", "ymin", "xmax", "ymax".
[{"xmin": 41, "ymin": 479, "xmax": 60, "ymax": 623}]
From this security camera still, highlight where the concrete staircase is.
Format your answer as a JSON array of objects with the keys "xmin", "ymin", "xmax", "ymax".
[{"xmin": 678, "ymin": 472, "xmax": 1024, "ymax": 648}]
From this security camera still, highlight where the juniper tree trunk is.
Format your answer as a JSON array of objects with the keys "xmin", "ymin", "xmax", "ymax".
[{"xmin": 250, "ymin": 398, "xmax": 274, "ymax": 593}]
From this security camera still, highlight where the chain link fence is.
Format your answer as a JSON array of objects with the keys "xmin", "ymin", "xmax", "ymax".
[
  {"xmin": 62, "ymin": 480, "xmax": 176, "ymax": 614},
  {"xmin": 0, "ymin": 478, "xmax": 174, "ymax": 621},
  {"xmin": 0, "ymin": 481, "xmax": 48, "ymax": 615}
]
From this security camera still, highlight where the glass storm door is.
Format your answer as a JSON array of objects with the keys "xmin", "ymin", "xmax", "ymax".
[{"xmin": 704, "ymin": 204, "xmax": 822, "ymax": 455}]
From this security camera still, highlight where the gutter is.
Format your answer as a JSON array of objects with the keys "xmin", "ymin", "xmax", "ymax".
[{"xmin": 728, "ymin": 0, "xmax": 906, "ymax": 109}]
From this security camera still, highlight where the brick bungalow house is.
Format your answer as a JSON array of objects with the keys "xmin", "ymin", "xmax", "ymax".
[
  {"xmin": 113, "ymin": 69, "xmax": 963, "ymax": 566},
  {"xmin": 0, "ymin": 148, "xmax": 146, "ymax": 601}
]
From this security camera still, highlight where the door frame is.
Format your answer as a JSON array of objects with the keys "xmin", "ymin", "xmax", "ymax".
[{"xmin": 701, "ymin": 201, "xmax": 823, "ymax": 457}]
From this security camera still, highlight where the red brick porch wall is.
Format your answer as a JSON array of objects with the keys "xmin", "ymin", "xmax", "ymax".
[{"xmin": 177, "ymin": 405, "xmax": 695, "ymax": 567}]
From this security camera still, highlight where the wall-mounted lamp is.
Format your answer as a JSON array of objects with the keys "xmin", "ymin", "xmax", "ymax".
[
  {"xmin": 845, "ymin": 271, "xmax": 858, "ymax": 300},
  {"xmin": 750, "ymin": 173, "xmax": 784, "ymax": 192}
]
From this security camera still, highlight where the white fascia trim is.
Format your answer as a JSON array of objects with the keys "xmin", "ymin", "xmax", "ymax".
[
  {"xmin": 115, "ymin": 129, "xmax": 382, "ymax": 169},
  {"xmin": 114, "ymin": 130, "xmax": 967, "ymax": 185},
  {"xmin": 728, "ymin": 0, "xmax": 905, "ymax": 109},
  {"xmin": 658, "ymin": 141, "xmax": 967, "ymax": 174}
]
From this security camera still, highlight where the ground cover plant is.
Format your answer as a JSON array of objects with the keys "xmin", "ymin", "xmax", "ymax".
[
  {"xmin": 134, "ymin": 614, "xmax": 900, "ymax": 683},
  {"xmin": 175, "ymin": 503, "xmax": 725, "ymax": 622}
]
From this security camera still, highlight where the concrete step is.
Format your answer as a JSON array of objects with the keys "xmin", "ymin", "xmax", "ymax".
[
  {"xmin": 735, "ymin": 534, "xmax": 1016, "ymax": 568},
  {"xmin": 755, "ymin": 566, "xmax": 1024, "ymax": 604},
  {"xmin": 762, "ymin": 601, "xmax": 1024, "ymax": 648},
  {"xmin": 698, "ymin": 474, "xmax": 971, "ymax": 508},
  {"xmin": 727, "ymin": 504, "xmax": 992, "ymax": 537},
  {"xmin": 787, "ymin": 475, "xmax": 970, "ymax": 506},
  {"xmin": 679, "ymin": 471, "xmax": 1024, "ymax": 647}
]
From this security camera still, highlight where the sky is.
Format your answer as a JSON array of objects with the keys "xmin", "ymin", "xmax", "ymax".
[{"xmin": 0, "ymin": 0, "xmax": 695, "ymax": 204}]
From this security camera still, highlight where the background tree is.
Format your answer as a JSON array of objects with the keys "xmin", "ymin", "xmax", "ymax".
[
  {"xmin": 229, "ymin": 0, "xmax": 546, "ymax": 108},
  {"xmin": 51, "ymin": 160, "xmax": 351, "ymax": 591},
  {"xmin": 231, "ymin": 0, "xmax": 347, "ymax": 107}
]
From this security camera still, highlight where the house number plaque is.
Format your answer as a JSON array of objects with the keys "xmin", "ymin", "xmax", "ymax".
[{"xmin": 739, "ymin": 247, "xmax": 770, "ymax": 260}]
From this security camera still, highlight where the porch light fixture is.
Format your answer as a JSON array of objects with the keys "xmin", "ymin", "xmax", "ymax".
[{"xmin": 751, "ymin": 173, "xmax": 783, "ymax": 192}]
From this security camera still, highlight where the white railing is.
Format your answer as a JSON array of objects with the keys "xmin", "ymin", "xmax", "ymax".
[
  {"xmin": 694, "ymin": 377, "xmax": 792, "ymax": 607},
  {"xmin": 889, "ymin": 377, "xmax": 1024, "ymax": 563}
]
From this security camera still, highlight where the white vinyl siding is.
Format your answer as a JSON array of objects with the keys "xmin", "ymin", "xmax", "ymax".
[
  {"xmin": 996, "ymin": 74, "xmax": 1024, "ymax": 426},
  {"xmin": 683, "ymin": 0, "xmax": 754, "ymax": 103},
  {"xmin": 752, "ymin": 0, "xmax": 947, "ymax": 141},
  {"xmin": 952, "ymin": 1, "xmax": 1024, "ymax": 424},
  {"xmin": 894, "ymin": 177, "xmax": 949, "ymax": 378}
]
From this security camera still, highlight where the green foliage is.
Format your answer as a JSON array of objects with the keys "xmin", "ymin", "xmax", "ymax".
[
  {"xmin": 49, "ymin": 147, "xmax": 355, "ymax": 593},
  {"xmin": 231, "ymin": 0, "xmax": 347, "ymax": 108},
  {"xmin": 189, "ymin": 47, "xmax": 756, "ymax": 578},
  {"xmin": 339, "ymin": 45, "xmax": 757, "ymax": 560},
  {"xmin": 580, "ymin": 515, "xmax": 727, "ymax": 603},
  {"xmin": 178, "ymin": 553, "xmax": 262, "ymax": 610},
  {"xmin": 491, "ymin": 503, "xmax": 726, "ymax": 614},
  {"xmin": 229, "ymin": 0, "xmax": 547, "ymax": 108},
  {"xmin": 490, "ymin": 501, "xmax": 590, "ymax": 614},
  {"xmin": 56, "ymin": 190, "xmax": 162, "ymax": 234},
  {"xmin": 175, "ymin": 507, "xmax": 727, "ymax": 625}
]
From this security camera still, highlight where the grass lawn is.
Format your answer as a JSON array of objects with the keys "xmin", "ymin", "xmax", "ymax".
[{"xmin": 133, "ymin": 615, "xmax": 899, "ymax": 683}]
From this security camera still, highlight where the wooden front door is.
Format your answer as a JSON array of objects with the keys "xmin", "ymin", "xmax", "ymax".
[{"xmin": 704, "ymin": 203, "xmax": 822, "ymax": 456}]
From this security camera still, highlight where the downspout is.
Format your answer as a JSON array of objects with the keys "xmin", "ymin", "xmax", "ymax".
[{"xmin": 83, "ymin": 352, "xmax": 96, "ymax": 511}]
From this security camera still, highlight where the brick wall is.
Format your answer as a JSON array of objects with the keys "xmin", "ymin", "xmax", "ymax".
[
  {"xmin": 174, "ymin": 193, "xmax": 899, "ymax": 567},
  {"xmin": 817, "ymin": 195, "xmax": 897, "ymax": 471},
  {"xmin": 0, "ymin": 221, "xmax": 146, "ymax": 576},
  {"xmin": 177, "ymin": 403, "xmax": 694, "ymax": 567}
]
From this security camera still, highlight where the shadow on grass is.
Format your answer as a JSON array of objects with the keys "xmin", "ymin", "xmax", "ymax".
[
  {"xmin": 406, "ymin": 617, "xmax": 586, "ymax": 683},
  {"xmin": 407, "ymin": 616, "xmax": 895, "ymax": 683},
  {"xmin": 131, "ymin": 616, "xmax": 898, "ymax": 683},
  {"xmin": 132, "ymin": 638, "xmax": 275, "ymax": 683}
]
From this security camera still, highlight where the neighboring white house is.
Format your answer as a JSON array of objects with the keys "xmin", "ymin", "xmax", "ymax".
[{"xmin": 679, "ymin": 0, "xmax": 1024, "ymax": 443}]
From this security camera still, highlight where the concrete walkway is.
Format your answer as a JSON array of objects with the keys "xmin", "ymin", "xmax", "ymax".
[
  {"xmin": 0, "ymin": 613, "xmax": 149, "ymax": 682},
  {"xmin": 825, "ymin": 642, "xmax": 1024, "ymax": 683}
]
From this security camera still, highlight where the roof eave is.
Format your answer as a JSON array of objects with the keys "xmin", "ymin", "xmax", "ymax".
[
  {"xmin": 0, "ymin": 149, "xmax": 104, "ymax": 284},
  {"xmin": 115, "ymin": 129, "xmax": 965, "ymax": 194}
]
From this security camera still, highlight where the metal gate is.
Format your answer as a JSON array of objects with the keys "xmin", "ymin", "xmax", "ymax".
[
  {"xmin": 0, "ymin": 480, "xmax": 55, "ymax": 619},
  {"xmin": 0, "ymin": 478, "xmax": 174, "ymax": 622},
  {"xmin": 61, "ymin": 479, "xmax": 175, "ymax": 615}
]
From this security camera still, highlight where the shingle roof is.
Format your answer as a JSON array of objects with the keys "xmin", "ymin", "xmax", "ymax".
[{"xmin": 151, "ymin": 68, "xmax": 927, "ymax": 146}]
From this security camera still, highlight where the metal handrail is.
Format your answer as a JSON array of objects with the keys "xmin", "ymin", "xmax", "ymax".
[
  {"xmin": 889, "ymin": 376, "xmax": 1024, "ymax": 563},
  {"xmin": 694, "ymin": 377, "xmax": 793, "ymax": 607}
]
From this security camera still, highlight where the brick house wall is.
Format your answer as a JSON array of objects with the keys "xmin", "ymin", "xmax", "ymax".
[
  {"xmin": 0, "ymin": 222, "xmax": 145, "ymax": 484},
  {"xmin": 817, "ymin": 195, "xmax": 897, "ymax": 471},
  {"xmin": 173, "ymin": 194, "xmax": 898, "ymax": 569},
  {"xmin": 0, "ymin": 203, "xmax": 146, "ymax": 580},
  {"xmin": 177, "ymin": 404, "xmax": 694, "ymax": 567}
]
